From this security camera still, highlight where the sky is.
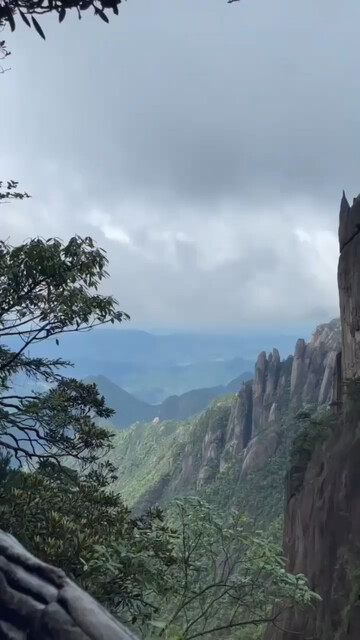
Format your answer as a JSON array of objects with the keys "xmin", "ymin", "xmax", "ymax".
[{"xmin": 1, "ymin": 0, "xmax": 359, "ymax": 332}]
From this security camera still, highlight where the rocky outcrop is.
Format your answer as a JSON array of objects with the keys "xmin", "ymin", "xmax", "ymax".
[
  {"xmin": 220, "ymin": 321, "xmax": 340, "ymax": 478},
  {"xmin": 197, "ymin": 401, "xmax": 232, "ymax": 488},
  {"xmin": 221, "ymin": 381, "xmax": 253, "ymax": 467},
  {"xmin": 290, "ymin": 318, "xmax": 341, "ymax": 412},
  {"xmin": 0, "ymin": 530, "xmax": 137, "ymax": 640},
  {"xmin": 253, "ymin": 349, "xmax": 281, "ymax": 435},
  {"xmin": 338, "ymin": 193, "xmax": 360, "ymax": 380},
  {"xmin": 266, "ymin": 192, "xmax": 360, "ymax": 640},
  {"xmin": 119, "ymin": 312, "xmax": 342, "ymax": 517},
  {"xmin": 240, "ymin": 427, "xmax": 281, "ymax": 479}
]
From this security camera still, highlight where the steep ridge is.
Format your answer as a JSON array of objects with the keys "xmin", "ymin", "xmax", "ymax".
[
  {"xmin": 265, "ymin": 193, "xmax": 360, "ymax": 640},
  {"xmin": 105, "ymin": 318, "xmax": 340, "ymax": 518},
  {"xmin": 220, "ymin": 317, "xmax": 340, "ymax": 482}
]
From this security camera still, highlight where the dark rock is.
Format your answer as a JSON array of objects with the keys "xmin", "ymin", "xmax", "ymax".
[
  {"xmin": 220, "ymin": 321, "xmax": 339, "ymax": 479},
  {"xmin": 221, "ymin": 382, "xmax": 253, "ymax": 468},
  {"xmin": 240, "ymin": 427, "xmax": 280, "ymax": 479},
  {"xmin": 266, "ymin": 192, "xmax": 360, "ymax": 640},
  {"xmin": 0, "ymin": 530, "xmax": 137, "ymax": 640},
  {"xmin": 338, "ymin": 195, "xmax": 360, "ymax": 380}
]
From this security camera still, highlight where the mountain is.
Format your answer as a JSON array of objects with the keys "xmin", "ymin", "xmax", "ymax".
[
  {"xmin": 102, "ymin": 317, "xmax": 341, "ymax": 518},
  {"xmin": 265, "ymin": 192, "xmax": 360, "ymax": 640},
  {"xmin": 29, "ymin": 329, "xmax": 300, "ymax": 367},
  {"xmin": 85, "ymin": 375, "xmax": 154, "ymax": 427},
  {"xmin": 85, "ymin": 371, "xmax": 252, "ymax": 428},
  {"xmin": 23, "ymin": 329, "xmax": 303, "ymax": 402}
]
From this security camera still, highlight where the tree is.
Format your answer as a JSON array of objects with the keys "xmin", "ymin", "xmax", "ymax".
[
  {"xmin": 0, "ymin": 0, "xmax": 123, "ymax": 40},
  {"xmin": 0, "ymin": 233, "xmax": 129, "ymax": 467},
  {"xmin": 1, "ymin": 0, "xmax": 240, "ymax": 41},
  {"xmin": 0, "ymin": 454, "xmax": 178, "ymax": 628},
  {"xmin": 94, "ymin": 497, "xmax": 319, "ymax": 639}
]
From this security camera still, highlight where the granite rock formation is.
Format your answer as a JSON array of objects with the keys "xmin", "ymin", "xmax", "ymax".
[
  {"xmin": 265, "ymin": 192, "xmax": 360, "ymax": 640},
  {"xmin": 216, "ymin": 319, "xmax": 340, "ymax": 481}
]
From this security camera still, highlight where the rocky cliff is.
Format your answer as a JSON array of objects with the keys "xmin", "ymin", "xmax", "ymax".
[
  {"xmin": 104, "ymin": 315, "xmax": 341, "ymax": 516},
  {"xmin": 266, "ymin": 193, "xmax": 360, "ymax": 640},
  {"xmin": 217, "ymin": 318, "xmax": 340, "ymax": 482}
]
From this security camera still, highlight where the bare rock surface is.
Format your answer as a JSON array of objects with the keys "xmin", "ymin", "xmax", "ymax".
[
  {"xmin": 0, "ymin": 529, "xmax": 137, "ymax": 640},
  {"xmin": 266, "ymin": 192, "xmax": 360, "ymax": 640}
]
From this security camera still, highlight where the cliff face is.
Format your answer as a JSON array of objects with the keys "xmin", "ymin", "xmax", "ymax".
[
  {"xmin": 266, "ymin": 193, "xmax": 360, "ymax": 640},
  {"xmin": 104, "ymin": 309, "xmax": 341, "ymax": 524},
  {"xmin": 216, "ymin": 319, "xmax": 340, "ymax": 481}
]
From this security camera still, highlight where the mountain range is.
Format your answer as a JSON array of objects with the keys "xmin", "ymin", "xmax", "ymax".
[
  {"xmin": 21, "ymin": 328, "xmax": 300, "ymax": 402},
  {"xmin": 85, "ymin": 372, "xmax": 252, "ymax": 428},
  {"xmin": 100, "ymin": 318, "xmax": 341, "ymax": 516}
]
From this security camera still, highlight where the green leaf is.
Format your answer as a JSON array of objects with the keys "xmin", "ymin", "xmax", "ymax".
[
  {"xmin": 6, "ymin": 6, "xmax": 16, "ymax": 31},
  {"xmin": 55, "ymin": 339, "xmax": 59, "ymax": 346},
  {"xmin": 96, "ymin": 8, "xmax": 109, "ymax": 23},
  {"xmin": 19, "ymin": 10, "xmax": 31, "ymax": 27},
  {"xmin": 31, "ymin": 16, "xmax": 46, "ymax": 40},
  {"xmin": 149, "ymin": 620, "xmax": 167, "ymax": 629}
]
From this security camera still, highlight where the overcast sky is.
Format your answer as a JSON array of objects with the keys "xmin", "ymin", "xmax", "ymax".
[{"xmin": 1, "ymin": 0, "xmax": 359, "ymax": 332}]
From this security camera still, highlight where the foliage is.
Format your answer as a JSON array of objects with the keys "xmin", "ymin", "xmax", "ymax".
[
  {"xmin": 289, "ymin": 407, "xmax": 336, "ymax": 493},
  {"xmin": 0, "ymin": 179, "xmax": 30, "ymax": 201},
  {"xmin": 102, "ymin": 397, "xmax": 235, "ymax": 512},
  {"xmin": 0, "ymin": 234, "xmax": 129, "ymax": 466},
  {"xmin": 0, "ymin": 41, "xmax": 11, "ymax": 73},
  {"xmin": 0, "ymin": 456, "xmax": 319, "ymax": 639},
  {"xmin": 203, "ymin": 450, "xmax": 288, "ymax": 533},
  {"xmin": 290, "ymin": 408, "xmax": 335, "ymax": 470},
  {"xmin": 0, "ymin": 0, "xmax": 124, "ymax": 40},
  {"xmin": 0, "ymin": 455, "xmax": 178, "ymax": 627},
  {"xmin": 147, "ymin": 497, "xmax": 319, "ymax": 640},
  {"xmin": 105, "ymin": 397, "xmax": 297, "ymax": 534},
  {"xmin": 344, "ymin": 377, "xmax": 360, "ymax": 412}
]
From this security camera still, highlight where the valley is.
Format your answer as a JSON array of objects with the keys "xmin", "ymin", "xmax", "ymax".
[
  {"xmin": 84, "ymin": 372, "xmax": 252, "ymax": 428},
  {"xmin": 102, "ymin": 318, "xmax": 341, "ymax": 523}
]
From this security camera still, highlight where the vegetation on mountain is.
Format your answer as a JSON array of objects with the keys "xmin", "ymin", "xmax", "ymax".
[
  {"xmin": 101, "ymin": 397, "xmax": 299, "ymax": 532},
  {"xmin": 289, "ymin": 407, "xmax": 336, "ymax": 494},
  {"xmin": 101, "ymin": 395, "xmax": 235, "ymax": 511}
]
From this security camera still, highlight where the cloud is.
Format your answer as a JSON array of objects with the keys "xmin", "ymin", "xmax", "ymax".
[{"xmin": 0, "ymin": 0, "xmax": 355, "ymax": 330}]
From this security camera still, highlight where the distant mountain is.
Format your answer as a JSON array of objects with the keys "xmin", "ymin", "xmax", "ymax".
[
  {"xmin": 85, "ymin": 375, "xmax": 154, "ymax": 427},
  {"xmin": 85, "ymin": 372, "xmax": 252, "ymax": 428},
  {"xmin": 32, "ymin": 329, "xmax": 299, "ymax": 365},
  {"xmin": 123, "ymin": 357, "xmax": 254, "ymax": 403},
  {"xmin": 24, "ymin": 328, "xmax": 299, "ymax": 402}
]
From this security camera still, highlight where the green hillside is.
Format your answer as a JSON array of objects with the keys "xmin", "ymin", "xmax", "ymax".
[
  {"xmin": 103, "ymin": 392, "xmax": 292, "ymax": 535},
  {"xmin": 106, "ymin": 394, "xmax": 235, "ymax": 511},
  {"xmin": 103, "ymin": 389, "xmax": 320, "ymax": 531}
]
